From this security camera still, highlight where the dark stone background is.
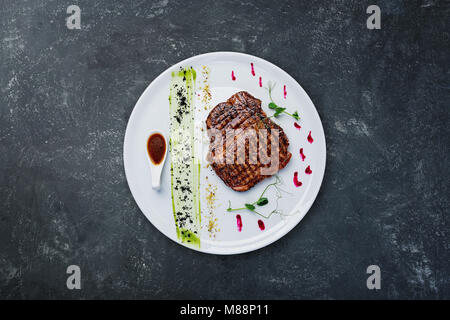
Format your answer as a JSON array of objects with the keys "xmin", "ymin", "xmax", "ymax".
[{"xmin": 0, "ymin": 0, "xmax": 448, "ymax": 299}]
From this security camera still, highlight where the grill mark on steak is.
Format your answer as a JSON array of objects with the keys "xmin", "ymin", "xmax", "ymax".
[{"xmin": 206, "ymin": 91, "xmax": 292, "ymax": 192}]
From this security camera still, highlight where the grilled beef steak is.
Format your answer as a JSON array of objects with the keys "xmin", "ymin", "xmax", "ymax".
[{"xmin": 206, "ymin": 91, "xmax": 292, "ymax": 192}]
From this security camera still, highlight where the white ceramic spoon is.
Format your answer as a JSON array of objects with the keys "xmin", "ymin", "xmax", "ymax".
[{"xmin": 146, "ymin": 131, "xmax": 168, "ymax": 190}]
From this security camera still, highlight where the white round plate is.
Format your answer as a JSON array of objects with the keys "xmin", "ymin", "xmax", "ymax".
[{"xmin": 124, "ymin": 52, "xmax": 326, "ymax": 255}]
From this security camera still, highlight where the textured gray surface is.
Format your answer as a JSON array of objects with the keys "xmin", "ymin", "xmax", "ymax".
[{"xmin": 0, "ymin": 0, "xmax": 449, "ymax": 299}]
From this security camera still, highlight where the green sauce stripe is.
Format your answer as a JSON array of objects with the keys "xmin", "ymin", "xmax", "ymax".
[{"xmin": 169, "ymin": 67, "xmax": 200, "ymax": 248}]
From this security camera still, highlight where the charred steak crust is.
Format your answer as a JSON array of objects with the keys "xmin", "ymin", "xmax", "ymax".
[{"xmin": 206, "ymin": 91, "xmax": 292, "ymax": 192}]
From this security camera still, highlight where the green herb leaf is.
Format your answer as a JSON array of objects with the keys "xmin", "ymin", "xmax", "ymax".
[
  {"xmin": 292, "ymin": 111, "xmax": 299, "ymax": 120},
  {"xmin": 225, "ymin": 176, "xmax": 285, "ymax": 219},
  {"xmin": 245, "ymin": 203, "xmax": 256, "ymax": 210},
  {"xmin": 268, "ymin": 102, "xmax": 278, "ymax": 110},
  {"xmin": 256, "ymin": 197, "xmax": 269, "ymax": 206},
  {"xmin": 227, "ymin": 200, "xmax": 232, "ymax": 211},
  {"xmin": 274, "ymin": 107, "xmax": 285, "ymax": 117}
]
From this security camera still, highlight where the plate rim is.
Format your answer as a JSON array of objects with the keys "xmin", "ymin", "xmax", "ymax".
[{"xmin": 123, "ymin": 51, "xmax": 327, "ymax": 255}]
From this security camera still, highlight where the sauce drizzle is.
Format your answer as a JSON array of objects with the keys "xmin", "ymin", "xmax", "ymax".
[
  {"xmin": 294, "ymin": 122, "xmax": 301, "ymax": 129},
  {"xmin": 251, "ymin": 63, "xmax": 255, "ymax": 76},
  {"xmin": 258, "ymin": 220, "xmax": 265, "ymax": 231},
  {"xmin": 283, "ymin": 85, "xmax": 287, "ymax": 99},
  {"xmin": 236, "ymin": 214, "xmax": 243, "ymax": 232},
  {"xmin": 147, "ymin": 133, "xmax": 166, "ymax": 165},
  {"xmin": 300, "ymin": 148, "xmax": 306, "ymax": 161},
  {"xmin": 305, "ymin": 165, "xmax": 312, "ymax": 175},
  {"xmin": 231, "ymin": 70, "xmax": 236, "ymax": 81},
  {"xmin": 259, "ymin": 76, "xmax": 262, "ymax": 87},
  {"xmin": 307, "ymin": 131, "xmax": 314, "ymax": 144},
  {"xmin": 293, "ymin": 172, "xmax": 302, "ymax": 187}
]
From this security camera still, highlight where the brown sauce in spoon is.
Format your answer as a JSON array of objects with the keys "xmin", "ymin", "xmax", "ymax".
[{"xmin": 147, "ymin": 133, "xmax": 166, "ymax": 165}]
